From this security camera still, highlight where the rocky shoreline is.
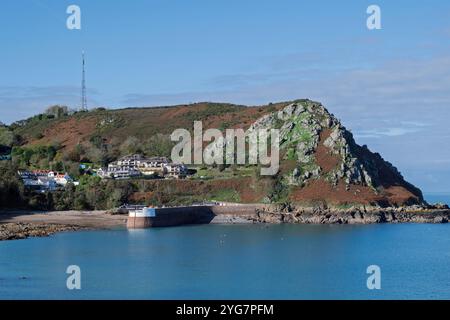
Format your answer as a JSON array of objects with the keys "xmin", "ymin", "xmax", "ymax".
[
  {"xmin": 1, "ymin": 205, "xmax": 449, "ymax": 241},
  {"xmin": 254, "ymin": 204, "xmax": 450, "ymax": 224},
  {"xmin": 0, "ymin": 210, "xmax": 127, "ymax": 241},
  {"xmin": 0, "ymin": 223, "xmax": 86, "ymax": 241}
]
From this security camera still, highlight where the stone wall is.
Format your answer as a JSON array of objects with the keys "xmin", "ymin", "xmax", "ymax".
[{"xmin": 127, "ymin": 205, "xmax": 265, "ymax": 228}]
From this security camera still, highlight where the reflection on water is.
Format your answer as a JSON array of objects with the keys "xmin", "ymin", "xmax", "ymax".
[{"xmin": 0, "ymin": 224, "xmax": 449, "ymax": 299}]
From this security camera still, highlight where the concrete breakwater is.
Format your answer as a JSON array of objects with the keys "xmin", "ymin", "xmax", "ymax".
[
  {"xmin": 126, "ymin": 204, "xmax": 450, "ymax": 228},
  {"xmin": 126, "ymin": 204, "xmax": 263, "ymax": 228}
]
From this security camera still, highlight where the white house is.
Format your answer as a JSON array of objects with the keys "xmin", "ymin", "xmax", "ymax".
[
  {"xmin": 17, "ymin": 170, "xmax": 79, "ymax": 191},
  {"xmin": 164, "ymin": 163, "xmax": 187, "ymax": 179}
]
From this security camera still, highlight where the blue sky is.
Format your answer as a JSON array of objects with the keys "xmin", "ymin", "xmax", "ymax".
[{"xmin": 1, "ymin": 0, "xmax": 450, "ymax": 192}]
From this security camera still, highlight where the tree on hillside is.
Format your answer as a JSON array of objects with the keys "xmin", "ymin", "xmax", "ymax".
[
  {"xmin": 0, "ymin": 126, "xmax": 20, "ymax": 147},
  {"xmin": 120, "ymin": 136, "xmax": 142, "ymax": 155},
  {"xmin": 144, "ymin": 134, "xmax": 174, "ymax": 158},
  {"xmin": 0, "ymin": 163, "xmax": 25, "ymax": 208}
]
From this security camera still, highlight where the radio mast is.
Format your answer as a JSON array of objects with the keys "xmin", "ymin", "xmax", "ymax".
[{"xmin": 81, "ymin": 51, "xmax": 88, "ymax": 111}]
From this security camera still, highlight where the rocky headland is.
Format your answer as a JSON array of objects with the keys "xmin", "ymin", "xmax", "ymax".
[
  {"xmin": 253, "ymin": 203, "xmax": 450, "ymax": 224},
  {"xmin": 1, "ymin": 99, "xmax": 448, "ymax": 239}
]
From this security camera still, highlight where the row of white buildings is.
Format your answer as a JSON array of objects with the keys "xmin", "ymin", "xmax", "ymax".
[
  {"xmin": 17, "ymin": 170, "xmax": 79, "ymax": 192},
  {"xmin": 97, "ymin": 155, "xmax": 188, "ymax": 180}
]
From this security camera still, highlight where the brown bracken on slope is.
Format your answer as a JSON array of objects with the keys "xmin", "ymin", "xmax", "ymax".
[
  {"xmin": 23, "ymin": 102, "xmax": 289, "ymax": 152},
  {"xmin": 314, "ymin": 129, "xmax": 340, "ymax": 174},
  {"xmin": 17, "ymin": 100, "xmax": 425, "ymax": 207}
]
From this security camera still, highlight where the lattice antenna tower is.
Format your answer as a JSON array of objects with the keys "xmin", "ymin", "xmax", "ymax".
[{"xmin": 81, "ymin": 51, "xmax": 88, "ymax": 111}]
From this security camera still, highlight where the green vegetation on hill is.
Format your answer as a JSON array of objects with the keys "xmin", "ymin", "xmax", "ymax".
[
  {"xmin": 0, "ymin": 160, "xmax": 138, "ymax": 210},
  {"xmin": 0, "ymin": 125, "xmax": 20, "ymax": 147},
  {"xmin": 0, "ymin": 162, "xmax": 24, "ymax": 208},
  {"xmin": 0, "ymin": 102, "xmax": 288, "ymax": 210},
  {"xmin": 0, "ymin": 99, "xmax": 424, "ymax": 210},
  {"xmin": 5, "ymin": 101, "xmax": 288, "ymax": 173}
]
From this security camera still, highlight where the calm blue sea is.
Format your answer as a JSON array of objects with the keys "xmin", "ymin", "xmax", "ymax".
[{"xmin": 1, "ymin": 223, "xmax": 450, "ymax": 300}]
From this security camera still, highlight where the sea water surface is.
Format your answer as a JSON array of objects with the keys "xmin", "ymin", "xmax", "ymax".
[{"xmin": 0, "ymin": 223, "xmax": 449, "ymax": 300}]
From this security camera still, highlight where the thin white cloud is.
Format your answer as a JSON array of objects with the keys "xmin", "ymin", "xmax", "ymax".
[
  {"xmin": 0, "ymin": 86, "xmax": 100, "ymax": 124},
  {"xmin": 354, "ymin": 127, "xmax": 422, "ymax": 139},
  {"xmin": 118, "ymin": 55, "xmax": 450, "ymax": 190}
]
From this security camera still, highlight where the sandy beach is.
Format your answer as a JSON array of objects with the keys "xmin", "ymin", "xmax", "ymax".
[
  {"xmin": 0, "ymin": 210, "xmax": 127, "ymax": 241},
  {"xmin": 1, "ymin": 205, "xmax": 449, "ymax": 241}
]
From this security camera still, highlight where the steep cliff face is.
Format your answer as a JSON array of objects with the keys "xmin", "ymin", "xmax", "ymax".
[{"xmin": 247, "ymin": 99, "xmax": 424, "ymax": 206}]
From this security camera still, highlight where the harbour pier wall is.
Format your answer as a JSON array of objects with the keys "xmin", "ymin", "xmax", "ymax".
[{"xmin": 126, "ymin": 204, "xmax": 265, "ymax": 228}]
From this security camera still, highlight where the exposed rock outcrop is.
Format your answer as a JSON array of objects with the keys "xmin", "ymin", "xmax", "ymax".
[
  {"xmin": 253, "ymin": 204, "xmax": 450, "ymax": 224},
  {"xmin": 245, "ymin": 99, "xmax": 424, "ymax": 206},
  {"xmin": 0, "ymin": 223, "xmax": 84, "ymax": 241}
]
